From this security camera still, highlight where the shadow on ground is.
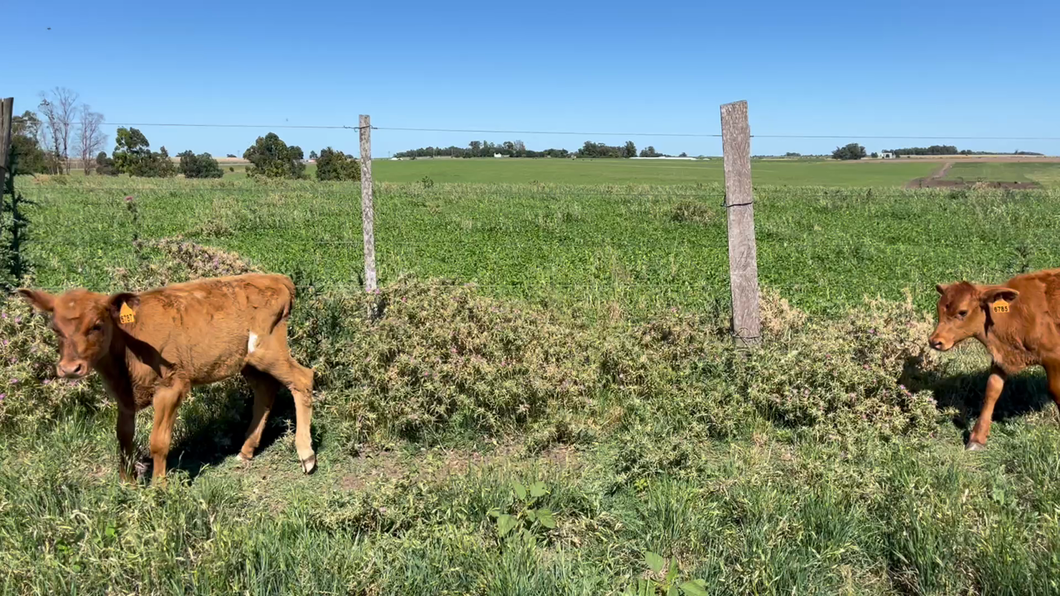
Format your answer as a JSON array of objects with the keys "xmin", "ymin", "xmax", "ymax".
[
  {"xmin": 902, "ymin": 358, "xmax": 1055, "ymax": 444},
  {"xmin": 144, "ymin": 382, "xmax": 324, "ymax": 481}
]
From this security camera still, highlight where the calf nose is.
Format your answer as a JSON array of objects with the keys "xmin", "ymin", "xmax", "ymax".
[
  {"xmin": 57, "ymin": 362, "xmax": 87, "ymax": 378},
  {"xmin": 929, "ymin": 338, "xmax": 944, "ymax": 351}
]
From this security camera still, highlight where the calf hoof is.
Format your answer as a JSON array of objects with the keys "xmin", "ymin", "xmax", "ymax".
[
  {"xmin": 301, "ymin": 454, "xmax": 317, "ymax": 475},
  {"xmin": 965, "ymin": 440, "xmax": 987, "ymax": 452},
  {"xmin": 236, "ymin": 452, "xmax": 253, "ymax": 465}
]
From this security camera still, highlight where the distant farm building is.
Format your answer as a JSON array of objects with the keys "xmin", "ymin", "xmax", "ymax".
[{"xmin": 880, "ymin": 152, "xmax": 896, "ymax": 159}]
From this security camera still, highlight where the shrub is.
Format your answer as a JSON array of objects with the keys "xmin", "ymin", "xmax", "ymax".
[
  {"xmin": 315, "ymin": 147, "xmax": 360, "ymax": 182},
  {"xmin": 94, "ymin": 152, "xmax": 119, "ymax": 176},
  {"xmin": 178, "ymin": 151, "xmax": 224, "ymax": 179}
]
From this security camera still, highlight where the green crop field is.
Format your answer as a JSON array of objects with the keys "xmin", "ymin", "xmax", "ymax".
[{"xmin": 3, "ymin": 175, "xmax": 1060, "ymax": 594}]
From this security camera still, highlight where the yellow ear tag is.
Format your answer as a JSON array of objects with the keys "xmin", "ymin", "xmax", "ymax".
[
  {"xmin": 992, "ymin": 299, "xmax": 1010, "ymax": 314},
  {"xmin": 119, "ymin": 302, "xmax": 136, "ymax": 324}
]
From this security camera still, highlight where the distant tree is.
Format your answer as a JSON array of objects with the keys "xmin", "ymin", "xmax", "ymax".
[
  {"xmin": 309, "ymin": 150, "xmax": 318, "ymax": 160},
  {"xmin": 95, "ymin": 151, "xmax": 119, "ymax": 176},
  {"xmin": 315, "ymin": 147, "xmax": 360, "ymax": 181},
  {"xmin": 243, "ymin": 133, "xmax": 305, "ymax": 179},
  {"xmin": 639, "ymin": 146, "xmax": 661, "ymax": 158},
  {"xmin": 113, "ymin": 127, "xmax": 174, "ymax": 177},
  {"xmin": 832, "ymin": 143, "xmax": 867, "ymax": 160},
  {"xmin": 37, "ymin": 87, "xmax": 80, "ymax": 174},
  {"xmin": 178, "ymin": 150, "xmax": 224, "ymax": 178},
  {"xmin": 226, "ymin": 153, "xmax": 237, "ymax": 158},
  {"xmin": 624, "ymin": 141, "xmax": 637, "ymax": 158},
  {"xmin": 870, "ymin": 152, "xmax": 879, "ymax": 158},
  {"xmin": 76, "ymin": 106, "xmax": 107, "ymax": 175},
  {"xmin": 8, "ymin": 111, "xmax": 49, "ymax": 175},
  {"xmin": 678, "ymin": 152, "xmax": 688, "ymax": 158},
  {"xmin": 784, "ymin": 152, "xmax": 802, "ymax": 158}
]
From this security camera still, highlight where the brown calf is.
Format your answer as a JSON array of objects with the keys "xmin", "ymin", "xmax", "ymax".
[
  {"xmin": 930, "ymin": 267, "xmax": 1060, "ymax": 450},
  {"xmin": 17, "ymin": 273, "xmax": 316, "ymax": 482}
]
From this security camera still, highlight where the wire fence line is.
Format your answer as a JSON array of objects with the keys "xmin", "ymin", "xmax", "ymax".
[
  {"xmin": 60, "ymin": 119, "xmax": 1060, "ymax": 141},
  {"xmin": 9, "ymin": 101, "xmax": 1059, "ymax": 343}
]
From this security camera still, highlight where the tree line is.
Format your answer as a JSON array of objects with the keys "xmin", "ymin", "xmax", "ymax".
[
  {"xmin": 7, "ymin": 87, "xmax": 361, "ymax": 182},
  {"xmin": 394, "ymin": 140, "xmax": 681, "ymax": 159}
]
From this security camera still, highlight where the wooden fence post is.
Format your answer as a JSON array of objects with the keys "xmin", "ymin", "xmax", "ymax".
[
  {"xmin": 0, "ymin": 98, "xmax": 13, "ymax": 186},
  {"xmin": 720, "ymin": 100, "xmax": 761, "ymax": 347},
  {"xmin": 359, "ymin": 114, "xmax": 377, "ymax": 292}
]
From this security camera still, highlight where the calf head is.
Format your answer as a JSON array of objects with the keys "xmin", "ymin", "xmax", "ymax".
[
  {"xmin": 16, "ymin": 288, "xmax": 138, "ymax": 378},
  {"xmin": 929, "ymin": 282, "xmax": 1019, "ymax": 351}
]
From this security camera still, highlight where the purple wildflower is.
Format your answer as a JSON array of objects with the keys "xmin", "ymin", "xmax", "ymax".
[
  {"xmin": 0, "ymin": 393, "xmax": 5, "ymax": 401},
  {"xmin": 124, "ymin": 195, "xmax": 134, "ymax": 202},
  {"xmin": 9, "ymin": 378, "xmax": 18, "ymax": 385}
]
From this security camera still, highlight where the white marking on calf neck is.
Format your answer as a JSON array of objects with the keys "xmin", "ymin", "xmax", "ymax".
[{"xmin": 247, "ymin": 332, "xmax": 259, "ymax": 354}]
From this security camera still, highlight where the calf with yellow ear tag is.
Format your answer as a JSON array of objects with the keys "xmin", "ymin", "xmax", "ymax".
[
  {"xmin": 17, "ymin": 273, "xmax": 317, "ymax": 483},
  {"xmin": 929, "ymin": 268, "xmax": 1060, "ymax": 451}
]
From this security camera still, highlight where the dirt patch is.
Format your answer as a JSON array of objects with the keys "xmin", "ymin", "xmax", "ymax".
[
  {"xmin": 906, "ymin": 178, "xmax": 1042, "ymax": 190},
  {"xmin": 905, "ymin": 162, "xmax": 1041, "ymax": 189}
]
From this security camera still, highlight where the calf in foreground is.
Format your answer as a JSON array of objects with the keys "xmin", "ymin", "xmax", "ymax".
[
  {"xmin": 18, "ymin": 273, "xmax": 316, "ymax": 482},
  {"xmin": 929, "ymin": 268, "xmax": 1060, "ymax": 450}
]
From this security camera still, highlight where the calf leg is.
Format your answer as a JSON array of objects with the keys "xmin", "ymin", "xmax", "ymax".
[
  {"xmin": 247, "ymin": 323, "xmax": 316, "ymax": 474},
  {"xmin": 149, "ymin": 380, "xmax": 189, "ymax": 484},
  {"xmin": 239, "ymin": 366, "xmax": 279, "ymax": 461},
  {"xmin": 1046, "ymin": 362, "xmax": 1060, "ymax": 419},
  {"xmin": 116, "ymin": 402, "xmax": 136, "ymax": 483},
  {"xmin": 968, "ymin": 364, "xmax": 1006, "ymax": 450}
]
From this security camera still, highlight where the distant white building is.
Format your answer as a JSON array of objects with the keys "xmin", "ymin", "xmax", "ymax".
[
  {"xmin": 494, "ymin": 153, "xmax": 505, "ymax": 158},
  {"xmin": 880, "ymin": 152, "xmax": 896, "ymax": 159}
]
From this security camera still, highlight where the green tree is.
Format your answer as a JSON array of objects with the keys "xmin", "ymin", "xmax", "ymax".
[
  {"xmin": 243, "ymin": 133, "xmax": 306, "ymax": 179},
  {"xmin": 178, "ymin": 151, "xmax": 224, "ymax": 179},
  {"xmin": 314, "ymin": 147, "xmax": 360, "ymax": 181},
  {"xmin": 111, "ymin": 128, "xmax": 175, "ymax": 177},
  {"xmin": 639, "ymin": 146, "xmax": 661, "ymax": 158},
  {"xmin": 624, "ymin": 141, "xmax": 637, "ymax": 158},
  {"xmin": 832, "ymin": 143, "xmax": 867, "ymax": 160},
  {"xmin": 112, "ymin": 127, "xmax": 151, "ymax": 175}
]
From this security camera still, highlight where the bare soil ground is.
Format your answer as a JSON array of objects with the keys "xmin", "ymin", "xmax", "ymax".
[{"xmin": 905, "ymin": 160, "xmax": 1043, "ymax": 189}]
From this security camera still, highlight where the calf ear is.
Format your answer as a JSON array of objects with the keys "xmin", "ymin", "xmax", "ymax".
[
  {"xmin": 981, "ymin": 286, "xmax": 1019, "ymax": 305},
  {"xmin": 108, "ymin": 292, "xmax": 140, "ymax": 323},
  {"xmin": 935, "ymin": 283, "xmax": 947, "ymax": 295},
  {"xmin": 16, "ymin": 288, "xmax": 55, "ymax": 312}
]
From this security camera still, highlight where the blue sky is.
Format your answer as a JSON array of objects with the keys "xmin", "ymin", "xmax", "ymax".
[{"xmin": 8, "ymin": 0, "xmax": 1059, "ymax": 158}]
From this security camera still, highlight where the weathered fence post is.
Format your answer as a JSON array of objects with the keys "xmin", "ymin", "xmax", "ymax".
[
  {"xmin": 359, "ymin": 114, "xmax": 377, "ymax": 292},
  {"xmin": 0, "ymin": 98, "xmax": 13, "ymax": 186},
  {"xmin": 720, "ymin": 100, "xmax": 761, "ymax": 347}
]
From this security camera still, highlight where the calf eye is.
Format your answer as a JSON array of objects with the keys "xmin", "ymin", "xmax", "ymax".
[
  {"xmin": 91, "ymin": 323, "xmax": 104, "ymax": 333},
  {"xmin": 957, "ymin": 310, "xmax": 968, "ymax": 319}
]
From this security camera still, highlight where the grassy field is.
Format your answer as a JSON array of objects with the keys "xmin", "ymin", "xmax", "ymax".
[
  {"xmin": 218, "ymin": 158, "xmax": 943, "ymax": 187},
  {"xmin": 374, "ymin": 158, "xmax": 946, "ymax": 187},
  {"xmin": 3, "ymin": 175, "xmax": 1060, "ymax": 594}
]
